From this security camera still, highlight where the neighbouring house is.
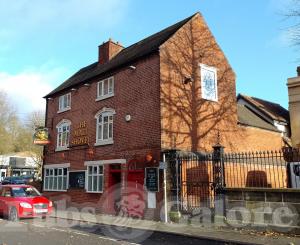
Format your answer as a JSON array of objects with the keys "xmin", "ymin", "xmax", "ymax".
[
  {"xmin": 42, "ymin": 12, "xmax": 288, "ymax": 217},
  {"xmin": 236, "ymin": 94, "xmax": 291, "ymax": 151},
  {"xmin": 287, "ymin": 67, "xmax": 300, "ymax": 149},
  {"xmin": 0, "ymin": 152, "xmax": 38, "ymax": 181}
]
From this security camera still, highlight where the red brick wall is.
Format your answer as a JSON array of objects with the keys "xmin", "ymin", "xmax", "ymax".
[
  {"xmin": 160, "ymin": 13, "xmax": 238, "ymax": 153},
  {"xmin": 227, "ymin": 125, "xmax": 285, "ymax": 152},
  {"xmin": 44, "ymin": 53, "xmax": 162, "ymax": 207},
  {"xmin": 159, "ymin": 13, "xmax": 284, "ymax": 154}
]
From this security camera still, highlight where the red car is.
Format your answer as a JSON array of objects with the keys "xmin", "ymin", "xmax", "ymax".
[{"xmin": 0, "ymin": 185, "xmax": 53, "ymax": 221}]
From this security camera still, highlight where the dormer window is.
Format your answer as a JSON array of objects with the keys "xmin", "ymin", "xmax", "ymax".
[
  {"xmin": 58, "ymin": 93, "xmax": 71, "ymax": 113},
  {"xmin": 96, "ymin": 77, "xmax": 114, "ymax": 101}
]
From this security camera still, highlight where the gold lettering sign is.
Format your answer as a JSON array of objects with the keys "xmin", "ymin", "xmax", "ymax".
[{"xmin": 71, "ymin": 121, "xmax": 89, "ymax": 146}]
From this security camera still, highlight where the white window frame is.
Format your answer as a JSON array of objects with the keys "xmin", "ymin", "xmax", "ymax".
[
  {"xmin": 94, "ymin": 108, "xmax": 115, "ymax": 146},
  {"xmin": 56, "ymin": 119, "xmax": 71, "ymax": 151},
  {"xmin": 96, "ymin": 76, "xmax": 114, "ymax": 101},
  {"xmin": 86, "ymin": 164, "xmax": 104, "ymax": 193},
  {"xmin": 44, "ymin": 165, "xmax": 69, "ymax": 192},
  {"xmin": 58, "ymin": 93, "xmax": 71, "ymax": 113},
  {"xmin": 200, "ymin": 64, "xmax": 218, "ymax": 102}
]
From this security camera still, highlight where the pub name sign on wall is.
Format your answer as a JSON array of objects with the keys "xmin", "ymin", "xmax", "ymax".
[{"xmin": 71, "ymin": 121, "xmax": 89, "ymax": 146}]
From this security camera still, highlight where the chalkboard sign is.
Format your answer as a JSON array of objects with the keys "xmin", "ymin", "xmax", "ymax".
[
  {"xmin": 145, "ymin": 167, "xmax": 159, "ymax": 192},
  {"xmin": 69, "ymin": 171, "xmax": 86, "ymax": 189}
]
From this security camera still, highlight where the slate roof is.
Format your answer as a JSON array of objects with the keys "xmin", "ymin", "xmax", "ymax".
[
  {"xmin": 238, "ymin": 94, "xmax": 289, "ymax": 123},
  {"xmin": 237, "ymin": 104, "xmax": 280, "ymax": 132},
  {"xmin": 45, "ymin": 13, "xmax": 197, "ymax": 98}
]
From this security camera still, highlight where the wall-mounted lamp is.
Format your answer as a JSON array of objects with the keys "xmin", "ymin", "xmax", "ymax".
[
  {"xmin": 128, "ymin": 65, "xmax": 136, "ymax": 70},
  {"xmin": 71, "ymin": 88, "xmax": 77, "ymax": 91},
  {"xmin": 47, "ymin": 97, "xmax": 53, "ymax": 100},
  {"xmin": 125, "ymin": 114, "xmax": 131, "ymax": 122},
  {"xmin": 183, "ymin": 76, "xmax": 194, "ymax": 84},
  {"xmin": 84, "ymin": 83, "xmax": 90, "ymax": 87}
]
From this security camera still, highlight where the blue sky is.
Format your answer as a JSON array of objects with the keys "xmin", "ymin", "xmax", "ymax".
[{"xmin": 0, "ymin": 0, "xmax": 297, "ymax": 114}]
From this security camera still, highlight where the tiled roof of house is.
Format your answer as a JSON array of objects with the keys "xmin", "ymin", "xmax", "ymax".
[
  {"xmin": 238, "ymin": 94, "xmax": 289, "ymax": 123},
  {"xmin": 237, "ymin": 104, "xmax": 280, "ymax": 132},
  {"xmin": 45, "ymin": 13, "xmax": 197, "ymax": 98}
]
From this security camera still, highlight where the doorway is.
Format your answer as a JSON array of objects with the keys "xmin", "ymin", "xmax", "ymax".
[
  {"xmin": 126, "ymin": 170, "xmax": 145, "ymax": 217},
  {"xmin": 108, "ymin": 165, "xmax": 122, "ymax": 214}
]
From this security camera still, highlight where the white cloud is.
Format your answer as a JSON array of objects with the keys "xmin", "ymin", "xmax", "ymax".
[{"xmin": 0, "ymin": 66, "xmax": 67, "ymax": 114}]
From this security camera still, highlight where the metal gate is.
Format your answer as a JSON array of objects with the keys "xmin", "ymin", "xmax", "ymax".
[{"xmin": 166, "ymin": 145, "xmax": 224, "ymax": 213}]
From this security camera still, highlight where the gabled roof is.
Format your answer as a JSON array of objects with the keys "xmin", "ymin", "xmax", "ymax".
[
  {"xmin": 237, "ymin": 94, "xmax": 289, "ymax": 124},
  {"xmin": 237, "ymin": 104, "xmax": 280, "ymax": 132},
  {"xmin": 45, "ymin": 13, "xmax": 198, "ymax": 98}
]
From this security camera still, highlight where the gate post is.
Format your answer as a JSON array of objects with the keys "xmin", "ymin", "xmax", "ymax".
[
  {"xmin": 164, "ymin": 149, "xmax": 181, "ymax": 222},
  {"xmin": 212, "ymin": 141, "xmax": 226, "ymax": 225}
]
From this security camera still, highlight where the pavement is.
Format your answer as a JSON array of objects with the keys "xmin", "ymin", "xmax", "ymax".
[
  {"xmin": 49, "ymin": 209, "xmax": 300, "ymax": 245},
  {"xmin": 0, "ymin": 217, "xmax": 245, "ymax": 245}
]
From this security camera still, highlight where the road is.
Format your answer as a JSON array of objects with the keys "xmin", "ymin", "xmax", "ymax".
[{"xmin": 0, "ymin": 217, "xmax": 245, "ymax": 245}]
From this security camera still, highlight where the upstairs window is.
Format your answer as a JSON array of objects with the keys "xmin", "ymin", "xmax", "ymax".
[
  {"xmin": 95, "ymin": 108, "xmax": 115, "ymax": 146},
  {"xmin": 58, "ymin": 93, "xmax": 71, "ymax": 112},
  {"xmin": 96, "ymin": 77, "xmax": 114, "ymax": 101},
  {"xmin": 56, "ymin": 119, "xmax": 71, "ymax": 151},
  {"xmin": 200, "ymin": 64, "xmax": 218, "ymax": 102}
]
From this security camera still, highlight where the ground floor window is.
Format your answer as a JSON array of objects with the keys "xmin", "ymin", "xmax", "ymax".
[
  {"xmin": 87, "ymin": 165, "xmax": 104, "ymax": 193},
  {"xmin": 44, "ymin": 167, "xmax": 68, "ymax": 191}
]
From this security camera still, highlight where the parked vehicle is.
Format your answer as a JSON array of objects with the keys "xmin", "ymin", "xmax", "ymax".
[
  {"xmin": 1, "ymin": 176, "xmax": 35, "ymax": 185},
  {"xmin": 0, "ymin": 185, "xmax": 53, "ymax": 221},
  {"xmin": 1, "ymin": 176, "xmax": 27, "ymax": 185}
]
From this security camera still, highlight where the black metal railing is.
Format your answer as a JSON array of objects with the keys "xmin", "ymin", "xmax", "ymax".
[
  {"xmin": 166, "ymin": 148, "xmax": 300, "ymax": 212},
  {"xmin": 224, "ymin": 149, "xmax": 299, "ymax": 189}
]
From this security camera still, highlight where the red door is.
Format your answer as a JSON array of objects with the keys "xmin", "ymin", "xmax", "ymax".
[
  {"xmin": 125, "ymin": 171, "xmax": 145, "ymax": 217},
  {"xmin": 107, "ymin": 171, "xmax": 121, "ymax": 215}
]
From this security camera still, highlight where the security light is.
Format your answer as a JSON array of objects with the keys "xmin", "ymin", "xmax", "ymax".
[{"xmin": 129, "ymin": 65, "xmax": 136, "ymax": 70}]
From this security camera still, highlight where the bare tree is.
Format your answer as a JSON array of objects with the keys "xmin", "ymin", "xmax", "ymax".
[
  {"xmin": 283, "ymin": 0, "xmax": 300, "ymax": 47},
  {"xmin": 22, "ymin": 110, "xmax": 45, "ymax": 178},
  {"xmin": 0, "ymin": 91, "xmax": 19, "ymax": 154}
]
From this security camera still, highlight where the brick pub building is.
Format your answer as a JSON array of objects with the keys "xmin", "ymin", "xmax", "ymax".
[{"xmin": 43, "ymin": 13, "xmax": 288, "ymax": 218}]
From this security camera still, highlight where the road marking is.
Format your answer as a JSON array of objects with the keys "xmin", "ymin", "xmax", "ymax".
[
  {"xmin": 72, "ymin": 231, "xmax": 90, "ymax": 237},
  {"xmin": 32, "ymin": 224, "xmax": 45, "ymax": 228},
  {"xmin": 50, "ymin": 227, "xmax": 68, "ymax": 233},
  {"xmin": 98, "ymin": 235, "xmax": 121, "ymax": 242}
]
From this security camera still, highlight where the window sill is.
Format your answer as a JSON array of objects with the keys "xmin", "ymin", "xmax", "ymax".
[
  {"xmin": 95, "ymin": 94, "xmax": 114, "ymax": 101},
  {"xmin": 86, "ymin": 191, "xmax": 103, "ymax": 194},
  {"xmin": 94, "ymin": 140, "xmax": 114, "ymax": 146},
  {"xmin": 55, "ymin": 147, "xmax": 69, "ymax": 152},
  {"xmin": 43, "ymin": 189, "xmax": 68, "ymax": 192},
  {"xmin": 57, "ymin": 107, "xmax": 71, "ymax": 114}
]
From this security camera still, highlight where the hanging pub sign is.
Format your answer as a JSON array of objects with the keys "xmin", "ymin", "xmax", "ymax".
[
  {"xmin": 145, "ymin": 167, "xmax": 159, "ymax": 192},
  {"xmin": 33, "ymin": 127, "xmax": 50, "ymax": 145}
]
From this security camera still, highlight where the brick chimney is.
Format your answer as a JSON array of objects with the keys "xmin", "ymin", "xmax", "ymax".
[{"xmin": 98, "ymin": 38, "xmax": 123, "ymax": 65}]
